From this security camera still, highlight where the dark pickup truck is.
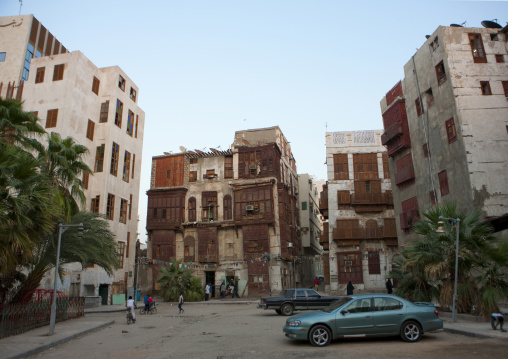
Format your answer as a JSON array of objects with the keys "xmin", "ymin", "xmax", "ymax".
[{"xmin": 258, "ymin": 288, "xmax": 341, "ymax": 316}]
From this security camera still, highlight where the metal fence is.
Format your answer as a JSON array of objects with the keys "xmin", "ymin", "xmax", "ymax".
[{"xmin": 0, "ymin": 297, "xmax": 85, "ymax": 339}]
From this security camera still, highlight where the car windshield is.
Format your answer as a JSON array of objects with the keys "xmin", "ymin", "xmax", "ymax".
[{"xmin": 321, "ymin": 297, "xmax": 351, "ymax": 313}]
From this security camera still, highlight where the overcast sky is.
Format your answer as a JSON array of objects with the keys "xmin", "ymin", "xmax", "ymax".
[{"xmin": 2, "ymin": 0, "xmax": 507, "ymax": 242}]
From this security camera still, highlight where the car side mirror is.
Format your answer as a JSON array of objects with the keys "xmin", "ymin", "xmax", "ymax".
[{"xmin": 340, "ymin": 309, "xmax": 348, "ymax": 315}]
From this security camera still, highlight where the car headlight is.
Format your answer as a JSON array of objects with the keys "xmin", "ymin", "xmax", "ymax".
[{"xmin": 286, "ymin": 319, "xmax": 301, "ymax": 327}]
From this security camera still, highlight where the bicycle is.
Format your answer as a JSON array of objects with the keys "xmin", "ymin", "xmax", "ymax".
[
  {"xmin": 126, "ymin": 308, "xmax": 135, "ymax": 324},
  {"xmin": 139, "ymin": 302, "xmax": 157, "ymax": 315}
]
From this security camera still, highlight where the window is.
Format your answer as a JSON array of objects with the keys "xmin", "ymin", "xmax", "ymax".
[
  {"xmin": 425, "ymin": 88, "xmax": 434, "ymax": 108},
  {"xmin": 382, "ymin": 153, "xmax": 390, "ymax": 179},
  {"xmin": 189, "ymin": 171, "xmax": 197, "ymax": 182},
  {"xmin": 127, "ymin": 110, "xmax": 134, "ymax": 136},
  {"xmin": 435, "ymin": 61, "xmax": 447, "ymax": 85},
  {"xmin": 131, "ymin": 154, "xmax": 135, "ymax": 179},
  {"xmin": 333, "ymin": 154, "xmax": 349, "ymax": 180},
  {"xmin": 438, "ymin": 170, "xmax": 450, "ymax": 196},
  {"xmin": 119, "ymin": 198, "xmax": 128, "ymax": 224},
  {"xmin": 365, "ymin": 181, "xmax": 371, "ymax": 193},
  {"xmin": 53, "ymin": 64, "xmax": 64, "ymax": 81},
  {"xmin": 118, "ymin": 75, "xmax": 125, "ymax": 91},
  {"xmin": 223, "ymin": 195, "xmax": 232, "ymax": 220},
  {"xmin": 135, "ymin": 115, "xmax": 139, "ymax": 138},
  {"xmin": 188, "ymin": 197, "xmax": 196, "ymax": 222},
  {"xmin": 373, "ymin": 297, "xmax": 403, "ymax": 311},
  {"xmin": 46, "ymin": 109, "xmax": 58, "ymax": 128},
  {"xmin": 35, "ymin": 67, "xmax": 45, "ymax": 83},
  {"xmin": 224, "ymin": 156, "xmax": 233, "ymax": 178},
  {"xmin": 126, "ymin": 232, "xmax": 130, "ymax": 258},
  {"xmin": 0, "ymin": 52, "xmax": 5, "ymax": 62},
  {"xmin": 83, "ymin": 171, "xmax": 89, "ymax": 190},
  {"xmin": 502, "ymin": 81, "xmax": 508, "ymax": 97},
  {"xmin": 368, "ymin": 251, "xmax": 381, "ymax": 275},
  {"xmin": 129, "ymin": 194, "xmax": 133, "ymax": 220},
  {"xmin": 301, "ymin": 201, "xmax": 307, "ymax": 210},
  {"xmin": 205, "ymin": 169, "xmax": 216, "ymax": 178},
  {"xmin": 429, "ymin": 36, "xmax": 439, "ymax": 52},
  {"xmin": 115, "ymin": 99, "xmax": 123, "ymax": 127},
  {"xmin": 346, "ymin": 299, "xmax": 371, "ymax": 314},
  {"xmin": 123, "ymin": 151, "xmax": 131, "ymax": 182},
  {"xmin": 91, "ymin": 195, "xmax": 100, "ymax": 213},
  {"xmin": 22, "ymin": 43, "xmax": 34, "ymax": 81},
  {"xmin": 130, "ymin": 87, "xmax": 136, "ymax": 102},
  {"xmin": 415, "ymin": 97, "xmax": 424, "ymax": 117},
  {"xmin": 480, "ymin": 81, "xmax": 492, "ymax": 95},
  {"xmin": 117, "ymin": 242, "xmax": 125, "ymax": 268},
  {"xmin": 422, "ymin": 143, "xmax": 430, "ymax": 158},
  {"xmin": 94, "ymin": 144, "xmax": 105, "ymax": 172},
  {"xmin": 86, "ymin": 119, "xmax": 95, "ymax": 140},
  {"xmin": 92, "ymin": 76, "xmax": 100, "ymax": 95},
  {"xmin": 353, "ymin": 153, "xmax": 378, "ymax": 179},
  {"xmin": 491, "ymin": 33, "xmax": 500, "ymax": 41},
  {"xmin": 190, "ymin": 158, "xmax": 198, "ymax": 164},
  {"xmin": 495, "ymin": 54, "xmax": 504, "ymax": 63},
  {"xmin": 106, "ymin": 193, "xmax": 115, "ymax": 220},
  {"xmin": 468, "ymin": 33, "xmax": 486, "ymax": 63},
  {"xmin": 110, "ymin": 142, "xmax": 119, "ymax": 176},
  {"xmin": 202, "ymin": 192, "xmax": 217, "ymax": 222},
  {"xmin": 445, "ymin": 118, "xmax": 457, "ymax": 143},
  {"xmin": 99, "ymin": 101, "xmax": 109, "ymax": 123}
]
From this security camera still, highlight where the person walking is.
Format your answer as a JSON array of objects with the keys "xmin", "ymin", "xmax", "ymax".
[
  {"xmin": 220, "ymin": 282, "xmax": 226, "ymax": 298},
  {"xmin": 232, "ymin": 280, "xmax": 240, "ymax": 298},
  {"xmin": 386, "ymin": 279, "xmax": 393, "ymax": 294},
  {"xmin": 314, "ymin": 277, "xmax": 320, "ymax": 291},
  {"xmin": 178, "ymin": 291, "xmax": 184, "ymax": 314},
  {"xmin": 205, "ymin": 283, "xmax": 210, "ymax": 301},
  {"xmin": 126, "ymin": 295, "xmax": 136, "ymax": 323},
  {"xmin": 346, "ymin": 281, "xmax": 355, "ymax": 295}
]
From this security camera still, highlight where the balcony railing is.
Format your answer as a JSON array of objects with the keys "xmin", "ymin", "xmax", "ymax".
[
  {"xmin": 381, "ymin": 121, "xmax": 403, "ymax": 145},
  {"xmin": 333, "ymin": 227, "xmax": 364, "ymax": 240},
  {"xmin": 333, "ymin": 225, "xmax": 396, "ymax": 241},
  {"xmin": 394, "ymin": 166, "xmax": 415, "ymax": 186},
  {"xmin": 351, "ymin": 192, "xmax": 392, "ymax": 205}
]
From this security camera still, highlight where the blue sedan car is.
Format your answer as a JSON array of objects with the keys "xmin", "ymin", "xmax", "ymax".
[{"xmin": 283, "ymin": 294, "xmax": 443, "ymax": 347}]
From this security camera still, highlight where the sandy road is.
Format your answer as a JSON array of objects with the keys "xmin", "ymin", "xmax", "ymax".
[{"xmin": 30, "ymin": 301, "xmax": 508, "ymax": 359}]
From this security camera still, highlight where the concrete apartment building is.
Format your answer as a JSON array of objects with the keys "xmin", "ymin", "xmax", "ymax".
[
  {"xmin": 380, "ymin": 22, "xmax": 508, "ymax": 244},
  {"xmin": 146, "ymin": 126, "xmax": 300, "ymax": 296},
  {"xmin": 320, "ymin": 130, "xmax": 397, "ymax": 294},
  {"xmin": 0, "ymin": 15, "xmax": 145, "ymax": 304},
  {"xmin": 297, "ymin": 174, "xmax": 323, "ymax": 288}
]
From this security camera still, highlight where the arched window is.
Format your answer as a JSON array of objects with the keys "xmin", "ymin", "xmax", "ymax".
[
  {"xmin": 188, "ymin": 197, "xmax": 196, "ymax": 222},
  {"xmin": 223, "ymin": 194, "xmax": 232, "ymax": 220}
]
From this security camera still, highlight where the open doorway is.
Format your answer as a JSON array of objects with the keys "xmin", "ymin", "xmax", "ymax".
[{"xmin": 205, "ymin": 271, "xmax": 215, "ymax": 298}]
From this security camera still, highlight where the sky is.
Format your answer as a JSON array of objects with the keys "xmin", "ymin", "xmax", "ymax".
[{"xmin": 1, "ymin": 0, "xmax": 507, "ymax": 242}]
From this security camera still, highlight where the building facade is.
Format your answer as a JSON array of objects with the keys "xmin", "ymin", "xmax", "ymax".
[
  {"xmin": 380, "ymin": 23, "xmax": 508, "ymax": 244},
  {"xmin": 297, "ymin": 174, "xmax": 323, "ymax": 288},
  {"xmin": 320, "ymin": 130, "xmax": 397, "ymax": 294},
  {"xmin": 1, "ymin": 15, "xmax": 145, "ymax": 304},
  {"xmin": 146, "ymin": 126, "xmax": 300, "ymax": 297}
]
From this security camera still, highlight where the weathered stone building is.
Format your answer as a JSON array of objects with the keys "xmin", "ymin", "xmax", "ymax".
[
  {"xmin": 320, "ymin": 130, "xmax": 397, "ymax": 294},
  {"xmin": 1, "ymin": 15, "xmax": 145, "ymax": 304},
  {"xmin": 380, "ymin": 23, "xmax": 508, "ymax": 244},
  {"xmin": 146, "ymin": 126, "xmax": 300, "ymax": 296}
]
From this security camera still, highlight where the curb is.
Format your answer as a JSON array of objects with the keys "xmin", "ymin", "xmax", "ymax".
[
  {"xmin": 443, "ymin": 327, "xmax": 493, "ymax": 339},
  {"xmin": 5, "ymin": 320, "xmax": 115, "ymax": 359}
]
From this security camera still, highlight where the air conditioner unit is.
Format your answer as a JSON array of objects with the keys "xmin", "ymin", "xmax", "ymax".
[
  {"xmin": 246, "ymin": 205, "xmax": 254, "ymax": 211},
  {"xmin": 249, "ymin": 165, "xmax": 257, "ymax": 170}
]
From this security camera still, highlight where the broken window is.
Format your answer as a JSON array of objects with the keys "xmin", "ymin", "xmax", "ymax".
[
  {"xmin": 415, "ymin": 97, "xmax": 424, "ymax": 117},
  {"xmin": 130, "ymin": 87, "xmax": 136, "ymax": 102},
  {"xmin": 480, "ymin": 81, "xmax": 492, "ymax": 95},
  {"xmin": 127, "ymin": 110, "xmax": 134, "ymax": 136},
  {"xmin": 438, "ymin": 170, "xmax": 450, "ymax": 196},
  {"xmin": 435, "ymin": 61, "xmax": 447, "ymax": 86},
  {"xmin": 100, "ymin": 100, "xmax": 109, "ymax": 123},
  {"xmin": 115, "ymin": 99, "xmax": 123, "ymax": 127},
  {"xmin": 123, "ymin": 151, "xmax": 131, "ymax": 182},
  {"xmin": 353, "ymin": 153, "xmax": 378, "ymax": 179},
  {"xmin": 94, "ymin": 144, "xmax": 105, "ymax": 172},
  {"xmin": 445, "ymin": 118, "xmax": 457, "ymax": 143},
  {"xmin": 429, "ymin": 36, "xmax": 439, "ymax": 52},
  {"xmin": 202, "ymin": 192, "xmax": 217, "ymax": 222},
  {"xmin": 92, "ymin": 76, "xmax": 100, "ymax": 95},
  {"xmin": 425, "ymin": 88, "xmax": 434, "ymax": 108},
  {"xmin": 35, "ymin": 67, "xmax": 45, "ymax": 83},
  {"xmin": 110, "ymin": 142, "xmax": 119, "ymax": 176},
  {"xmin": 119, "ymin": 198, "xmax": 128, "ymax": 224},
  {"xmin": 468, "ymin": 33, "xmax": 486, "ymax": 63},
  {"xmin": 224, "ymin": 156, "xmax": 233, "ymax": 178},
  {"xmin": 118, "ymin": 75, "xmax": 125, "ymax": 91}
]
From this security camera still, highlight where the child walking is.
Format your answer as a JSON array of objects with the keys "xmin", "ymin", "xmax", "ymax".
[{"xmin": 178, "ymin": 291, "xmax": 184, "ymax": 314}]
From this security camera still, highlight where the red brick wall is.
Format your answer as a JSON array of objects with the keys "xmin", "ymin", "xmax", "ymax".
[{"xmin": 154, "ymin": 155, "xmax": 185, "ymax": 188}]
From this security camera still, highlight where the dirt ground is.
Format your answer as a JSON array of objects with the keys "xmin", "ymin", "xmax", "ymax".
[{"xmin": 30, "ymin": 301, "xmax": 508, "ymax": 359}]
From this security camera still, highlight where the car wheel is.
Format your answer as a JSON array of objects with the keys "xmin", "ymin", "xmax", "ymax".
[
  {"xmin": 309, "ymin": 325, "xmax": 331, "ymax": 347},
  {"xmin": 400, "ymin": 320, "xmax": 422, "ymax": 342},
  {"xmin": 275, "ymin": 309, "xmax": 282, "ymax": 315},
  {"xmin": 281, "ymin": 303, "xmax": 294, "ymax": 316}
]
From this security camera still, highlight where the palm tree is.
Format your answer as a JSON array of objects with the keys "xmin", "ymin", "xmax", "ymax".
[
  {"xmin": 8, "ymin": 211, "xmax": 118, "ymax": 303},
  {"xmin": 157, "ymin": 261, "xmax": 204, "ymax": 302},
  {"xmin": 39, "ymin": 132, "xmax": 92, "ymax": 222},
  {"xmin": 392, "ymin": 202, "xmax": 508, "ymax": 316}
]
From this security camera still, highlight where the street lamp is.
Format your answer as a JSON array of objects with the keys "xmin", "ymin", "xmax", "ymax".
[
  {"xmin": 49, "ymin": 223, "xmax": 83, "ymax": 336},
  {"xmin": 436, "ymin": 216, "xmax": 460, "ymax": 323}
]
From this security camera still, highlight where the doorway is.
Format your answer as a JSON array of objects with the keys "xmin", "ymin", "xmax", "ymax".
[
  {"xmin": 99, "ymin": 284, "xmax": 108, "ymax": 305},
  {"xmin": 205, "ymin": 271, "xmax": 215, "ymax": 298}
]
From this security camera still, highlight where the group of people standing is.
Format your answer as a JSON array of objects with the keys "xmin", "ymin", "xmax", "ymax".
[{"xmin": 204, "ymin": 280, "xmax": 241, "ymax": 300}]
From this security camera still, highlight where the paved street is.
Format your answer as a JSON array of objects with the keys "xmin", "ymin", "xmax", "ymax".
[{"xmin": 19, "ymin": 301, "xmax": 507, "ymax": 359}]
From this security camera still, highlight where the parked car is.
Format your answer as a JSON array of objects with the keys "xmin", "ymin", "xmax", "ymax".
[
  {"xmin": 258, "ymin": 288, "xmax": 341, "ymax": 316},
  {"xmin": 283, "ymin": 294, "xmax": 443, "ymax": 347}
]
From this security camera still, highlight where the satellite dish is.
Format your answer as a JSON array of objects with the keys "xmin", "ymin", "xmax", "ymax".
[
  {"xmin": 450, "ymin": 24, "xmax": 463, "ymax": 27},
  {"xmin": 481, "ymin": 20, "xmax": 502, "ymax": 29},
  {"xmin": 179, "ymin": 146, "xmax": 187, "ymax": 153}
]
